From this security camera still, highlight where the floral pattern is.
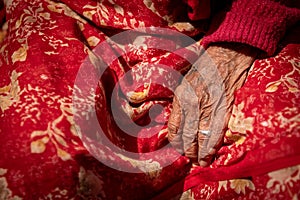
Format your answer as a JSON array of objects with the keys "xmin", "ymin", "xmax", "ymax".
[
  {"xmin": 229, "ymin": 179, "xmax": 255, "ymax": 195},
  {"xmin": 0, "ymin": 0, "xmax": 299, "ymax": 199},
  {"xmin": 267, "ymin": 165, "xmax": 300, "ymax": 194},
  {"xmin": 0, "ymin": 70, "xmax": 22, "ymax": 112},
  {"xmin": 187, "ymin": 41, "xmax": 300, "ymax": 200},
  {"xmin": 0, "ymin": 169, "xmax": 21, "ymax": 200},
  {"xmin": 228, "ymin": 101, "xmax": 254, "ymax": 135}
]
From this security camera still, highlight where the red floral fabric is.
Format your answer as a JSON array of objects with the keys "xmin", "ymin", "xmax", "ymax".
[
  {"xmin": 0, "ymin": 0, "xmax": 299, "ymax": 200},
  {"xmin": 153, "ymin": 41, "xmax": 300, "ymax": 199}
]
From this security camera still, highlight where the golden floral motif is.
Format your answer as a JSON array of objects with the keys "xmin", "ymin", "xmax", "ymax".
[
  {"xmin": 11, "ymin": 0, "xmax": 80, "ymax": 59},
  {"xmin": 29, "ymin": 92, "xmax": 81, "ymax": 161},
  {"xmin": 229, "ymin": 179, "xmax": 255, "ymax": 195},
  {"xmin": 83, "ymin": 3, "xmax": 110, "ymax": 22},
  {"xmin": 176, "ymin": 189, "xmax": 194, "ymax": 200},
  {"xmin": 0, "ymin": 70, "xmax": 22, "ymax": 112},
  {"xmin": 43, "ymin": 187, "xmax": 69, "ymax": 199},
  {"xmin": 116, "ymin": 153, "xmax": 162, "ymax": 179},
  {"xmin": 13, "ymin": 2, "xmax": 56, "ymax": 51},
  {"xmin": 11, "ymin": 45, "xmax": 28, "ymax": 64},
  {"xmin": 46, "ymin": 0, "xmax": 86, "ymax": 23},
  {"xmin": 30, "ymin": 121, "xmax": 71, "ymax": 161},
  {"xmin": 266, "ymin": 165, "xmax": 300, "ymax": 194},
  {"xmin": 0, "ymin": 169, "xmax": 22, "ymax": 200},
  {"xmin": 218, "ymin": 180, "xmax": 228, "ymax": 193},
  {"xmin": 14, "ymin": 2, "xmax": 55, "ymax": 36},
  {"xmin": 170, "ymin": 22, "xmax": 196, "ymax": 32},
  {"xmin": 30, "ymin": 136, "xmax": 49, "ymax": 153},
  {"xmin": 267, "ymin": 107, "xmax": 300, "ymax": 135},
  {"xmin": 225, "ymin": 130, "xmax": 246, "ymax": 146},
  {"xmin": 143, "ymin": 0, "xmax": 173, "ymax": 25},
  {"xmin": 126, "ymin": 82, "xmax": 151, "ymax": 104},
  {"xmin": 82, "ymin": 2, "xmax": 145, "ymax": 28},
  {"xmin": 228, "ymin": 101, "xmax": 254, "ymax": 135},
  {"xmin": 265, "ymin": 57, "xmax": 299, "ymax": 93},
  {"xmin": 87, "ymin": 36, "xmax": 101, "ymax": 47}
]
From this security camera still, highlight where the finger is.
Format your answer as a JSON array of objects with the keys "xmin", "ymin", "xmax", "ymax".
[
  {"xmin": 197, "ymin": 92, "xmax": 214, "ymax": 166},
  {"xmin": 197, "ymin": 94, "xmax": 229, "ymax": 166},
  {"xmin": 182, "ymin": 106, "xmax": 199, "ymax": 163},
  {"xmin": 179, "ymin": 81, "xmax": 201, "ymax": 163},
  {"xmin": 168, "ymin": 89, "xmax": 184, "ymax": 154},
  {"xmin": 206, "ymin": 103, "xmax": 231, "ymax": 154}
]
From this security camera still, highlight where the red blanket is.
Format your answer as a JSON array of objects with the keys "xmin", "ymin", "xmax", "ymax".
[{"xmin": 0, "ymin": 0, "xmax": 299, "ymax": 199}]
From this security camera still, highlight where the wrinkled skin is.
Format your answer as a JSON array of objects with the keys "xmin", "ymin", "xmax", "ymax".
[{"xmin": 168, "ymin": 43, "xmax": 257, "ymax": 167}]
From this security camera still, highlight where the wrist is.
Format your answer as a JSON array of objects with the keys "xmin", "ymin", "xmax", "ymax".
[{"xmin": 206, "ymin": 43, "xmax": 257, "ymax": 73}]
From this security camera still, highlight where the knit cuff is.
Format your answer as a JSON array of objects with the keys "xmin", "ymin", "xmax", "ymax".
[{"xmin": 201, "ymin": 0, "xmax": 300, "ymax": 56}]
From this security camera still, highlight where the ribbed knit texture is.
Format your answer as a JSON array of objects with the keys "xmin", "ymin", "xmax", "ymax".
[{"xmin": 201, "ymin": 0, "xmax": 300, "ymax": 55}]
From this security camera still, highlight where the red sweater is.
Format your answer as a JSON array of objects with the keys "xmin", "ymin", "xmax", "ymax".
[{"xmin": 196, "ymin": 0, "xmax": 300, "ymax": 55}]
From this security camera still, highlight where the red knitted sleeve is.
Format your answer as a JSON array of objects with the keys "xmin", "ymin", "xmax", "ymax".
[{"xmin": 201, "ymin": 0, "xmax": 300, "ymax": 55}]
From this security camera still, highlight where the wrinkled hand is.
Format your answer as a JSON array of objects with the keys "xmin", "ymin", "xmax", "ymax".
[{"xmin": 168, "ymin": 44, "xmax": 257, "ymax": 167}]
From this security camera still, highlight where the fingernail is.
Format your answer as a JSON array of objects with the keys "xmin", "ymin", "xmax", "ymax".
[
  {"xmin": 208, "ymin": 148, "xmax": 216, "ymax": 155},
  {"xmin": 199, "ymin": 160, "xmax": 208, "ymax": 167}
]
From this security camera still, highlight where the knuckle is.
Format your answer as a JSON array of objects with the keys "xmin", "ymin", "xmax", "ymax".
[{"xmin": 167, "ymin": 123, "xmax": 178, "ymax": 137}]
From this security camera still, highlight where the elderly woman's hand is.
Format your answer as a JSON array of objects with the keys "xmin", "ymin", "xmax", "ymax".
[{"xmin": 168, "ymin": 44, "xmax": 257, "ymax": 167}]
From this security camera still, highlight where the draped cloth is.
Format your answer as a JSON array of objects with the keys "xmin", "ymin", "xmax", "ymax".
[{"xmin": 0, "ymin": 0, "xmax": 299, "ymax": 199}]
